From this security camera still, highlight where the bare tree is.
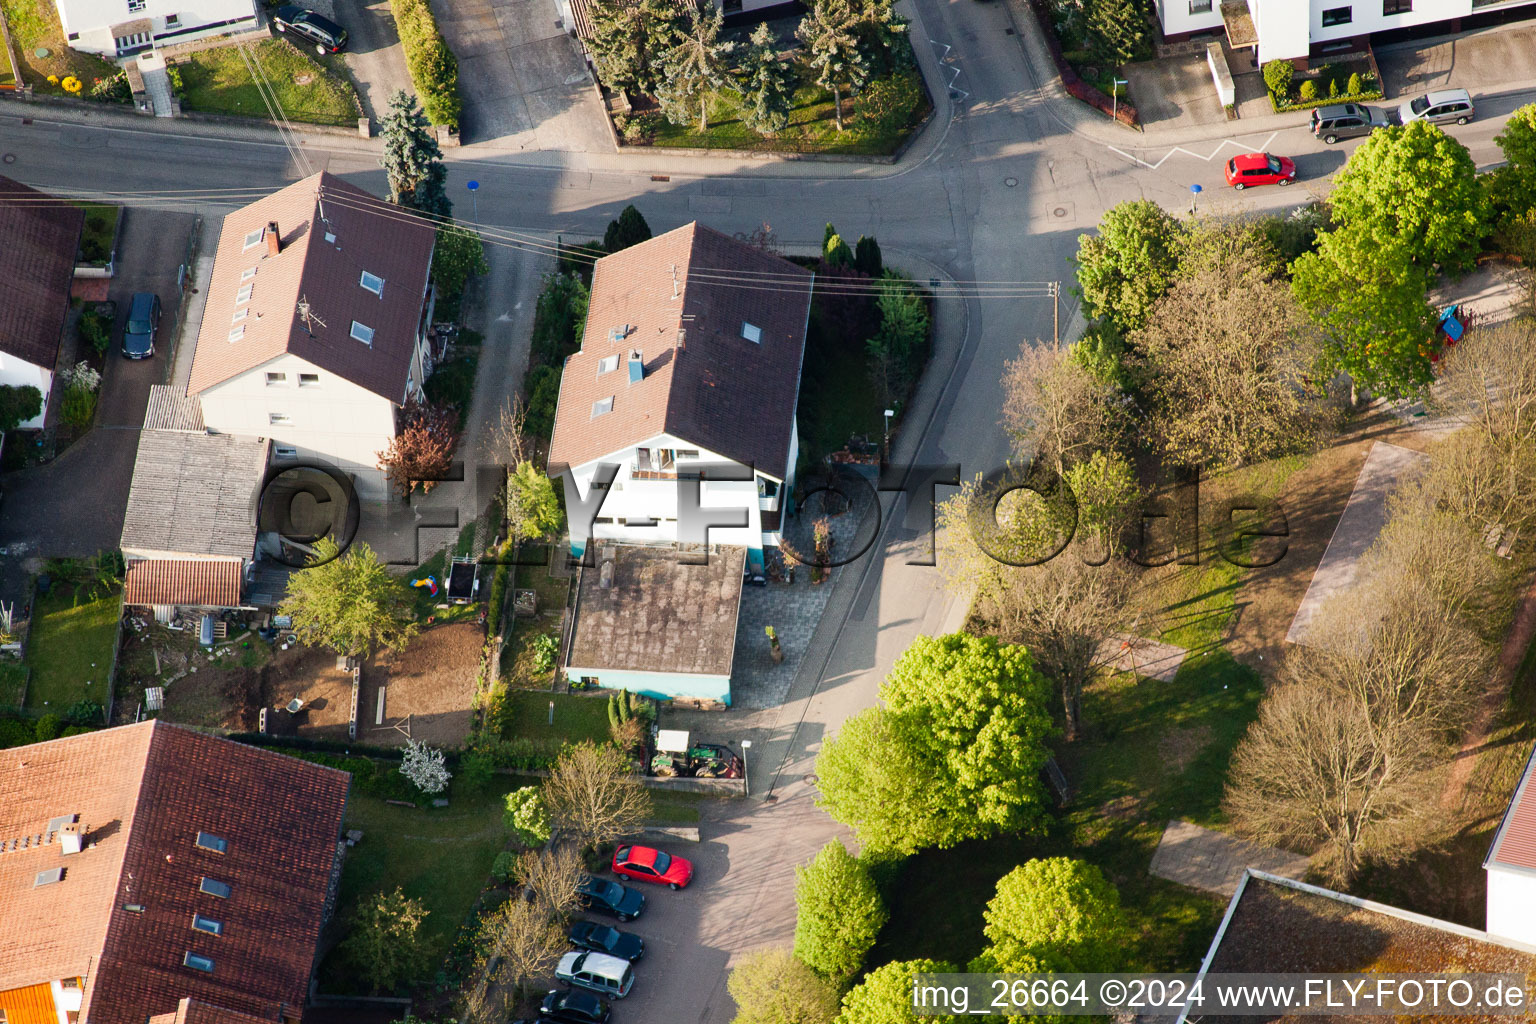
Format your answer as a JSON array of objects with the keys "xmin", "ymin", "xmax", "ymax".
[
  {"xmin": 516, "ymin": 844, "xmax": 585, "ymax": 918},
  {"xmin": 1133, "ymin": 260, "xmax": 1333, "ymax": 470},
  {"xmin": 484, "ymin": 393, "xmax": 533, "ymax": 468},
  {"xmin": 474, "ymin": 896, "xmax": 567, "ymax": 1008},
  {"xmin": 1001, "ymin": 343, "xmax": 1128, "ymax": 476},
  {"xmin": 544, "ymin": 741, "xmax": 652, "ymax": 851}
]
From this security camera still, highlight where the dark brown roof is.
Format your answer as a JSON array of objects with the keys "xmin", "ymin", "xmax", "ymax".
[
  {"xmin": 151, "ymin": 998, "xmax": 286, "ymax": 1024},
  {"xmin": 125, "ymin": 559, "xmax": 244, "ymax": 608},
  {"xmin": 548, "ymin": 223, "xmax": 814, "ymax": 482},
  {"xmin": 0, "ymin": 721, "xmax": 350, "ymax": 1024},
  {"xmin": 0, "ymin": 176, "xmax": 85, "ymax": 369},
  {"xmin": 188, "ymin": 172, "xmax": 435, "ymax": 402}
]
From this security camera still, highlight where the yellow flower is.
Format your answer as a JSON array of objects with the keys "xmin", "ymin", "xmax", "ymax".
[
  {"xmin": 47, "ymin": 74, "xmax": 59, "ymax": 84},
  {"xmin": 62, "ymin": 76, "xmax": 82, "ymax": 93}
]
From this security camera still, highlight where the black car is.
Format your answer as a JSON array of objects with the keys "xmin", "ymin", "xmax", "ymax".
[
  {"xmin": 577, "ymin": 875, "xmax": 645, "ymax": 921},
  {"xmin": 123, "ymin": 292, "xmax": 160, "ymax": 359},
  {"xmin": 272, "ymin": 5, "xmax": 348, "ymax": 53},
  {"xmin": 569, "ymin": 920, "xmax": 644, "ymax": 962},
  {"xmin": 540, "ymin": 989, "xmax": 611, "ymax": 1024}
]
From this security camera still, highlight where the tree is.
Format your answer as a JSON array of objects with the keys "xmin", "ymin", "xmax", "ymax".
[
  {"xmin": 824, "ymin": 232, "xmax": 854, "ymax": 267},
  {"xmin": 343, "ymin": 888, "xmax": 431, "ymax": 993},
  {"xmin": 476, "ymin": 896, "xmax": 567, "ymax": 1007},
  {"xmin": 816, "ymin": 634, "xmax": 1056, "ymax": 854},
  {"xmin": 379, "ymin": 91, "xmax": 451, "ymax": 220},
  {"xmin": 793, "ymin": 840, "xmax": 887, "ymax": 981},
  {"xmin": 280, "ymin": 538, "xmax": 419, "ymax": 656},
  {"xmin": 657, "ymin": 3, "xmax": 733, "ymax": 130},
  {"xmin": 1135, "ymin": 258, "xmax": 1329, "ymax": 469},
  {"xmin": 798, "ymin": 0, "xmax": 868, "ymax": 132},
  {"xmin": 506, "ymin": 460, "xmax": 564, "ymax": 544},
  {"xmin": 454, "ymin": 748, "xmax": 495, "ymax": 795},
  {"xmin": 854, "ymin": 235, "xmax": 883, "ymax": 277},
  {"xmin": 1262, "ymin": 58, "xmax": 1294, "ymax": 98},
  {"xmin": 505, "ymin": 785, "xmax": 553, "ymax": 847},
  {"xmin": 1291, "ymin": 229, "xmax": 1437, "ymax": 402},
  {"xmin": 516, "ymin": 844, "xmax": 585, "ymax": 917},
  {"xmin": 543, "ymin": 740, "xmax": 651, "ymax": 851},
  {"xmin": 728, "ymin": 949, "xmax": 839, "ymax": 1024},
  {"xmin": 377, "ymin": 398, "xmax": 462, "ymax": 497},
  {"xmin": 865, "ymin": 275, "xmax": 928, "ymax": 406},
  {"xmin": 400, "ymin": 739, "xmax": 451, "ymax": 793},
  {"xmin": 975, "ymin": 858, "xmax": 1129, "ymax": 973},
  {"xmin": 835, "ymin": 960, "xmax": 956, "ymax": 1024},
  {"xmin": 0, "ymin": 384, "xmax": 42, "ymax": 432},
  {"xmin": 433, "ymin": 224, "xmax": 489, "ymax": 307},
  {"xmin": 1084, "ymin": 0, "xmax": 1146, "ymax": 67},
  {"xmin": 1072, "ymin": 200, "xmax": 1186, "ymax": 334},
  {"xmin": 1061, "ymin": 449, "xmax": 1140, "ymax": 552},
  {"xmin": 1001, "ymin": 342, "xmax": 1128, "ymax": 475},
  {"xmin": 603, "ymin": 204, "xmax": 653, "ymax": 253},
  {"xmin": 1328, "ymin": 121, "xmax": 1489, "ymax": 273},
  {"xmin": 739, "ymin": 23, "xmax": 796, "ymax": 134},
  {"xmin": 1489, "ymin": 104, "xmax": 1536, "ymax": 224},
  {"xmin": 588, "ymin": 0, "xmax": 683, "ymax": 96},
  {"xmin": 849, "ymin": 0, "xmax": 905, "ymax": 73}
]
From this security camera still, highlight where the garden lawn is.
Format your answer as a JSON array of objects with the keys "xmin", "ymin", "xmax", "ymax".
[
  {"xmin": 23, "ymin": 585, "xmax": 120, "ymax": 713},
  {"xmin": 0, "ymin": 662, "xmax": 27, "ymax": 712},
  {"xmin": 73, "ymin": 202, "xmax": 117, "ymax": 265},
  {"xmin": 177, "ymin": 39, "xmax": 357, "ymax": 125},
  {"xmin": 645, "ymin": 65, "xmax": 929, "ymax": 156},
  {"xmin": 499, "ymin": 690, "xmax": 611, "ymax": 745},
  {"xmin": 408, "ymin": 521, "xmax": 481, "ymax": 623},
  {"xmin": 0, "ymin": 0, "xmax": 114, "ymax": 95}
]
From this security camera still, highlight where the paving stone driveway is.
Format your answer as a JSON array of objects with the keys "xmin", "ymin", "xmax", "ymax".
[{"xmin": 1149, "ymin": 820, "xmax": 1310, "ymax": 896}]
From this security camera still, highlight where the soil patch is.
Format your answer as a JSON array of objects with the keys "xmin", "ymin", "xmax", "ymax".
[
  {"xmin": 1158, "ymin": 724, "xmax": 1213, "ymax": 775},
  {"xmin": 357, "ymin": 621, "xmax": 482, "ymax": 749}
]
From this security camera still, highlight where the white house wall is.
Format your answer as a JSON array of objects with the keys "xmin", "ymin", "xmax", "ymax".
[
  {"xmin": 1157, "ymin": 0, "xmax": 1225, "ymax": 39},
  {"xmin": 1486, "ymin": 865, "xmax": 1536, "ymax": 946},
  {"xmin": 57, "ymin": 0, "xmax": 257, "ymax": 55},
  {"xmin": 0, "ymin": 354, "xmax": 51, "ymax": 430},
  {"xmin": 197, "ymin": 351, "xmax": 397, "ymax": 500}
]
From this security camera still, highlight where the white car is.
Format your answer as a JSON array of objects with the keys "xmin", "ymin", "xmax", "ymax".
[
  {"xmin": 1397, "ymin": 88, "xmax": 1474, "ymax": 127},
  {"xmin": 556, "ymin": 951, "xmax": 635, "ymax": 999}
]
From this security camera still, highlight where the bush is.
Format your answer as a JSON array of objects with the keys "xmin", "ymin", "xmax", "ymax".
[
  {"xmin": 33, "ymin": 713, "xmax": 61, "ymax": 741},
  {"xmin": 63, "ymin": 699, "xmax": 103, "ymax": 726},
  {"xmin": 0, "ymin": 717, "xmax": 36, "ymax": 749},
  {"xmin": 1329, "ymin": 77, "xmax": 1339, "ymax": 98},
  {"xmin": 531, "ymin": 632, "xmax": 559, "ymax": 673},
  {"xmin": 0, "ymin": 384, "xmax": 43, "ymax": 432},
  {"xmin": 1263, "ymin": 59, "xmax": 1294, "ymax": 98},
  {"xmin": 491, "ymin": 849, "xmax": 519, "ymax": 884},
  {"xmin": 1298, "ymin": 79, "xmax": 1317, "ymax": 101},
  {"xmin": 524, "ymin": 365, "xmax": 562, "ymax": 440},
  {"xmin": 78, "ymin": 308, "xmax": 111, "ymax": 356},
  {"xmin": 394, "ymin": 0, "xmax": 461, "ymax": 129},
  {"xmin": 504, "ymin": 785, "xmax": 552, "ymax": 847},
  {"xmin": 1348, "ymin": 71, "xmax": 1362, "ymax": 94},
  {"xmin": 454, "ymin": 748, "xmax": 496, "ymax": 795},
  {"xmin": 477, "ymin": 735, "xmax": 560, "ymax": 772},
  {"xmin": 282, "ymin": 749, "xmax": 421, "ymax": 802},
  {"xmin": 91, "ymin": 72, "xmax": 132, "ymax": 102},
  {"xmin": 60, "ymin": 385, "xmax": 97, "ymax": 429}
]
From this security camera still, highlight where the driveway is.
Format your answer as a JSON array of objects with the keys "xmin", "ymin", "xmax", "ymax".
[
  {"xmin": 311, "ymin": 0, "xmax": 414, "ymax": 124},
  {"xmin": 0, "ymin": 208, "xmax": 197, "ymax": 559},
  {"xmin": 1377, "ymin": 21, "xmax": 1536, "ymax": 100}
]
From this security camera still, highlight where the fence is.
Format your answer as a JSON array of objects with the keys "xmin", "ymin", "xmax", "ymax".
[
  {"xmin": 0, "ymin": 7, "xmax": 22, "ymax": 91},
  {"xmin": 347, "ymin": 660, "xmax": 360, "ymax": 740}
]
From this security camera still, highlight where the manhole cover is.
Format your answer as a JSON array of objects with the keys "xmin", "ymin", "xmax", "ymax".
[
  {"xmin": 33, "ymin": 47, "xmax": 49, "ymax": 58},
  {"xmin": 1054, "ymin": 206, "xmax": 1068, "ymax": 217},
  {"xmin": 1, "ymin": 154, "xmax": 13, "ymax": 164},
  {"xmin": 1004, "ymin": 176, "xmax": 1018, "ymax": 187}
]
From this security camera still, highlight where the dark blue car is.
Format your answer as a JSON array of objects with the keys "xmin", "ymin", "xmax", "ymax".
[
  {"xmin": 576, "ymin": 875, "xmax": 644, "ymax": 921},
  {"xmin": 540, "ymin": 988, "xmax": 610, "ymax": 1024},
  {"xmin": 123, "ymin": 292, "xmax": 160, "ymax": 359},
  {"xmin": 568, "ymin": 920, "xmax": 644, "ymax": 962}
]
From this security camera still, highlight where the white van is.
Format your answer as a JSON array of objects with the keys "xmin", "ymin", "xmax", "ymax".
[{"xmin": 556, "ymin": 951, "xmax": 635, "ymax": 999}]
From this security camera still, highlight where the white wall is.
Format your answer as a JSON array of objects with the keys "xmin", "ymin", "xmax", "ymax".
[
  {"xmin": 1486, "ymin": 865, "xmax": 1536, "ymax": 946},
  {"xmin": 1253, "ymin": 0, "xmax": 1312, "ymax": 62},
  {"xmin": 0, "ymin": 354, "xmax": 51, "ymax": 430},
  {"xmin": 56, "ymin": 0, "xmax": 256, "ymax": 55},
  {"xmin": 198, "ymin": 352, "xmax": 397, "ymax": 500},
  {"xmin": 1157, "ymin": 0, "xmax": 1225, "ymax": 39}
]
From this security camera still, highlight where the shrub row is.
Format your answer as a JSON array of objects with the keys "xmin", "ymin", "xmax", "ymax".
[
  {"xmin": 1028, "ymin": 0, "xmax": 1138, "ymax": 128},
  {"xmin": 395, "ymin": 0, "xmax": 462, "ymax": 130},
  {"xmin": 1270, "ymin": 86, "xmax": 1385, "ymax": 113},
  {"xmin": 0, "ymin": 715, "xmax": 94, "ymax": 750}
]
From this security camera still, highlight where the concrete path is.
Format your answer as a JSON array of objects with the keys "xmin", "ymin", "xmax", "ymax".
[
  {"xmin": 137, "ymin": 53, "xmax": 175, "ymax": 118},
  {"xmin": 1149, "ymin": 820, "xmax": 1309, "ymax": 897},
  {"xmin": 1285, "ymin": 441, "xmax": 1428, "ymax": 646}
]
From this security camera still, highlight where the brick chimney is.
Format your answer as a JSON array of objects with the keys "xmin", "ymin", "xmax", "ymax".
[{"xmin": 266, "ymin": 221, "xmax": 281, "ymax": 258}]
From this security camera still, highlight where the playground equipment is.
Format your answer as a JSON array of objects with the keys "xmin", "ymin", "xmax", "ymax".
[{"xmin": 411, "ymin": 575, "xmax": 438, "ymax": 596}]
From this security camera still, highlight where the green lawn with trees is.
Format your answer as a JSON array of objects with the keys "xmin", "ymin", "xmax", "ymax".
[{"xmin": 177, "ymin": 40, "xmax": 358, "ymax": 125}]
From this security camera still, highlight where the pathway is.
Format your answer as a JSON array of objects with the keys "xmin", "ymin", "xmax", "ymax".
[
  {"xmin": 137, "ymin": 52, "xmax": 174, "ymax": 118},
  {"xmin": 1149, "ymin": 820, "xmax": 1309, "ymax": 897}
]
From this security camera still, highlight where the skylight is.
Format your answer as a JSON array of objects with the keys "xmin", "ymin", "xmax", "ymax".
[
  {"xmin": 241, "ymin": 267, "xmax": 257, "ymax": 282},
  {"xmin": 195, "ymin": 832, "xmax": 227, "ymax": 853},
  {"xmin": 192, "ymin": 914, "xmax": 223, "ymax": 936},
  {"xmin": 592, "ymin": 396, "xmax": 614, "ymax": 418},
  {"xmin": 741, "ymin": 322, "xmax": 762, "ymax": 344},
  {"xmin": 360, "ymin": 271, "xmax": 384, "ymax": 296},
  {"xmin": 34, "ymin": 868, "xmax": 63, "ymax": 887},
  {"xmin": 232, "ymin": 308, "xmax": 248, "ymax": 324},
  {"xmin": 598, "ymin": 355, "xmax": 619, "ymax": 375},
  {"xmin": 199, "ymin": 877, "xmax": 231, "ymax": 899},
  {"xmin": 351, "ymin": 321, "xmax": 375, "ymax": 345},
  {"xmin": 184, "ymin": 952, "xmax": 215, "ymax": 973},
  {"xmin": 236, "ymin": 283, "xmax": 253, "ymax": 305},
  {"xmin": 228, "ymin": 326, "xmax": 245, "ymax": 343},
  {"xmin": 242, "ymin": 228, "xmax": 264, "ymax": 251}
]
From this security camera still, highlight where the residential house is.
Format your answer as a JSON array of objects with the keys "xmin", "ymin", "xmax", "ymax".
[
  {"xmin": 188, "ymin": 171, "xmax": 438, "ymax": 503},
  {"xmin": 1484, "ymin": 741, "xmax": 1536, "ymax": 946},
  {"xmin": 120, "ymin": 385, "xmax": 270, "ymax": 622},
  {"xmin": 547, "ymin": 221, "xmax": 815, "ymax": 576},
  {"xmin": 0, "ymin": 720, "xmax": 350, "ymax": 1024},
  {"xmin": 1161, "ymin": 0, "xmax": 1536, "ymax": 66},
  {"xmin": 0, "ymin": 177, "xmax": 85, "ymax": 429},
  {"xmin": 56, "ymin": 0, "xmax": 258, "ymax": 58},
  {"xmin": 1177, "ymin": 868, "xmax": 1536, "ymax": 1024}
]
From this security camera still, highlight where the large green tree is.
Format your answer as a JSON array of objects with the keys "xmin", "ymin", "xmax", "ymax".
[
  {"xmin": 603, "ymin": 204, "xmax": 653, "ymax": 253},
  {"xmin": 974, "ymin": 858, "xmax": 1129, "ymax": 973},
  {"xmin": 588, "ymin": 0, "xmax": 683, "ymax": 97},
  {"xmin": 1328, "ymin": 121, "xmax": 1489, "ymax": 273},
  {"xmin": 798, "ymin": 0, "xmax": 869, "ymax": 132},
  {"xmin": 1073, "ymin": 200, "xmax": 1186, "ymax": 334},
  {"xmin": 432, "ymin": 224, "xmax": 489, "ymax": 304},
  {"xmin": 1084, "ymin": 0, "xmax": 1147, "ymax": 66},
  {"xmin": 280, "ymin": 538, "xmax": 420, "ymax": 656},
  {"xmin": 792, "ymin": 840, "xmax": 887, "ymax": 982},
  {"xmin": 379, "ymin": 90, "xmax": 451, "ymax": 220},
  {"xmin": 835, "ymin": 960, "xmax": 957, "ymax": 1024},
  {"xmin": 506, "ymin": 460, "xmax": 564, "ymax": 543},
  {"xmin": 656, "ymin": 3, "xmax": 734, "ymax": 130},
  {"xmin": 1291, "ymin": 229, "xmax": 1437, "ymax": 401},
  {"xmin": 728, "ymin": 949, "xmax": 839, "ymax": 1024},
  {"xmin": 342, "ymin": 887, "xmax": 432, "ymax": 993},
  {"xmin": 816, "ymin": 634, "xmax": 1055, "ymax": 855},
  {"xmin": 740, "ymin": 22, "xmax": 796, "ymax": 135}
]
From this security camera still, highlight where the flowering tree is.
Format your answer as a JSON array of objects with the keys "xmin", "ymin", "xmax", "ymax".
[
  {"xmin": 400, "ymin": 739, "xmax": 452, "ymax": 794},
  {"xmin": 504, "ymin": 785, "xmax": 552, "ymax": 847}
]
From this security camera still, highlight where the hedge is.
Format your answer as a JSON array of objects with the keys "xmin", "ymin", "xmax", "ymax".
[
  {"xmin": 1270, "ymin": 87, "xmax": 1384, "ymax": 113},
  {"xmin": 1027, "ymin": 0, "xmax": 1139, "ymax": 128},
  {"xmin": 395, "ymin": 0, "xmax": 462, "ymax": 130}
]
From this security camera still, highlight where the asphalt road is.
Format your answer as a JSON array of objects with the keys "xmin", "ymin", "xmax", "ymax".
[{"xmin": 5, "ymin": 11, "xmax": 1536, "ymax": 1023}]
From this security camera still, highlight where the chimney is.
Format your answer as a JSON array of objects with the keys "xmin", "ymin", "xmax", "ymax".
[
  {"xmin": 599, "ymin": 560, "xmax": 615, "ymax": 589},
  {"xmin": 59, "ymin": 820, "xmax": 84, "ymax": 856},
  {"xmin": 265, "ymin": 221, "xmax": 281, "ymax": 258},
  {"xmin": 628, "ymin": 349, "xmax": 644, "ymax": 384}
]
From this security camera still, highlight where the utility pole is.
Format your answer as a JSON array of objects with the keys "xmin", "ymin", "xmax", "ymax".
[{"xmin": 1052, "ymin": 281, "xmax": 1060, "ymax": 350}]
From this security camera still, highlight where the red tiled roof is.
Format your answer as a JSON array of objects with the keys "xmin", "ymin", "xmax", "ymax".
[
  {"xmin": 152, "ymin": 998, "xmax": 285, "ymax": 1024},
  {"xmin": 187, "ymin": 171, "xmax": 435, "ymax": 402},
  {"xmin": 1486, "ymin": 742, "xmax": 1536, "ymax": 872},
  {"xmin": 0, "ymin": 721, "xmax": 350, "ymax": 1024},
  {"xmin": 547, "ymin": 223, "xmax": 814, "ymax": 482},
  {"xmin": 124, "ymin": 559, "xmax": 244, "ymax": 608},
  {"xmin": 0, "ymin": 176, "xmax": 85, "ymax": 369}
]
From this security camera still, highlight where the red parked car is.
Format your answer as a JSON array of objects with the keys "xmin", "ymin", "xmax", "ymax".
[
  {"xmin": 1224, "ymin": 152, "xmax": 1296, "ymax": 190},
  {"xmin": 613, "ymin": 844, "xmax": 694, "ymax": 890}
]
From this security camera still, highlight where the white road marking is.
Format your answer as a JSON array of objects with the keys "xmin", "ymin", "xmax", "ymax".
[
  {"xmin": 1106, "ymin": 130, "xmax": 1280, "ymax": 170},
  {"xmin": 929, "ymin": 40, "xmax": 969, "ymax": 102}
]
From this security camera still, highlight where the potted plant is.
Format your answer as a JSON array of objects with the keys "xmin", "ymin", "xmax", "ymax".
[{"xmin": 765, "ymin": 626, "xmax": 784, "ymax": 664}]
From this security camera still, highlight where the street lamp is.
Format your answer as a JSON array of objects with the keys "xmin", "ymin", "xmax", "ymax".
[
  {"xmin": 466, "ymin": 179, "xmax": 480, "ymax": 222},
  {"xmin": 1189, "ymin": 182, "xmax": 1203, "ymax": 217},
  {"xmin": 883, "ymin": 408, "xmax": 895, "ymax": 457},
  {"xmin": 740, "ymin": 739, "xmax": 752, "ymax": 798},
  {"xmin": 1111, "ymin": 78, "xmax": 1128, "ymax": 122}
]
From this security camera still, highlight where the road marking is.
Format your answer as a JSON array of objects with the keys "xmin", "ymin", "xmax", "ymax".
[
  {"xmin": 1107, "ymin": 130, "xmax": 1279, "ymax": 170},
  {"xmin": 929, "ymin": 40, "xmax": 969, "ymax": 102}
]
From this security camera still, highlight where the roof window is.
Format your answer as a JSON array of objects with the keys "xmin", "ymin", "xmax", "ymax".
[
  {"xmin": 741, "ymin": 323, "xmax": 762, "ymax": 343},
  {"xmin": 34, "ymin": 868, "xmax": 63, "ymax": 887},
  {"xmin": 241, "ymin": 267, "xmax": 257, "ymax": 282},
  {"xmin": 192, "ymin": 914, "xmax": 224, "ymax": 936},
  {"xmin": 236, "ymin": 283, "xmax": 253, "ymax": 305},
  {"xmin": 597, "ymin": 355, "xmax": 619, "ymax": 375},
  {"xmin": 199, "ymin": 877, "xmax": 231, "ymax": 899},
  {"xmin": 195, "ymin": 832, "xmax": 227, "ymax": 853},
  {"xmin": 242, "ymin": 228, "xmax": 264, "ymax": 251},
  {"xmin": 228, "ymin": 326, "xmax": 245, "ymax": 343},
  {"xmin": 360, "ymin": 271, "xmax": 384, "ymax": 296},
  {"xmin": 592, "ymin": 396, "xmax": 614, "ymax": 418},
  {"xmin": 351, "ymin": 321, "xmax": 375, "ymax": 345},
  {"xmin": 184, "ymin": 952, "xmax": 215, "ymax": 973}
]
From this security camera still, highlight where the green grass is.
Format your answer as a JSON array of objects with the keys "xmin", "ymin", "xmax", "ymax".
[
  {"xmin": 177, "ymin": 39, "xmax": 358, "ymax": 125},
  {"xmin": 23, "ymin": 586, "xmax": 119, "ymax": 712},
  {"xmin": 71, "ymin": 202, "xmax": 116, "ymax": 265},
  {"xmin": 643, "ymin": 65, "xmax": 930, "ymax": 156},
  {"xmin": 0, "ymin": 662, "xmax": 28, "ymax": 712},
  {"xmin": 498, "ymin": 689, "xmax": 611, "ymax": 745},
  {"xmin": 408, "ymin": 521, "xmax": 481, "ymax": 622},
  {"xmin": 0, "ymin": 0, "xmax": 115, "ymax": 94}
]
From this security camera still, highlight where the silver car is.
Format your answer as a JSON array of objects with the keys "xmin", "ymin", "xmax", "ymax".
[
  {"xmin": 1397, "ymin": 88, "xmax": 1474, "ymax": 127},
  {"xmin": 1310, "ymin": 102, "xmax": 1391, "ymax": 144}
]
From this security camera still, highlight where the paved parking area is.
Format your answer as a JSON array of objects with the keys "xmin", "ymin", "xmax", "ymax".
[
  {"xmin": 1122, "ymin": 53, "xmax": 1225, "ymax": 130},
  {"xmin": 1377, "ymin": 22, "xmax": 1536, "ymax": 100},
  {"xmin": 300, "ymin": 0, "xmax": 414, "ymax": 123},
  {"xmin": 0, "ymin": 208, "xmax": 196, "ymax": 558}
]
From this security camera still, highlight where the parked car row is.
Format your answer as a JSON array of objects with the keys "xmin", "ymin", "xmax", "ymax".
[{"xmin": 532, "ymin": 845, "xmax": 698, "ymax": 1024}]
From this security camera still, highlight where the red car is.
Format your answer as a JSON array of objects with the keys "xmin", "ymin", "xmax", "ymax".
[
  {"xmin": 613, "ymin": 844, "xmax": 694, "ymax": 890},
  {"xmin": 1224, "ymin": 152, "xmax": 1296, "ymax": 190}
]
